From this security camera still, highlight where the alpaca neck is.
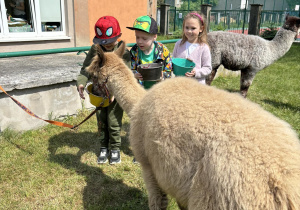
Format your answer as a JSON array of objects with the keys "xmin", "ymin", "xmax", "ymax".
[
  {"xmin": 269, "ymin": 28, "xmax": 296, "ymax": 60},
  {"xmin": 107, "ymin": 63, "xmax": 146, "ymax": 117}
]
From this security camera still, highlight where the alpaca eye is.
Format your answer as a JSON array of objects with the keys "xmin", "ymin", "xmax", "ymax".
[
  {"xmin": 106, "ymin": 27, "xmax": 113, "ymax": 37},
  {"xmin": 97, "ymin": 28, "xmax": 102, "ymax": 36}
]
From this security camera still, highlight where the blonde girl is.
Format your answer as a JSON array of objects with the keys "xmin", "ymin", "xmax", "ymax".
[{"xmin": 172, "ymin": 12, "xmax": 212, "ymax": 84}]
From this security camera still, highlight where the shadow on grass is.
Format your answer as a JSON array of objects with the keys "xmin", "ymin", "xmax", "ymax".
[
  {"xmin": 119, "ymin": 120, "xmax": 134, "ymax": 157},
  {"xmin": 262, "ymin": 99, "xmax": 300, "ymax": 113},
  {"xmin": 47, "ymin": 127, "xmax": 147, "ymax": 209},
  {"xmin": 222, "ymin": 88, "xmax": 240, "ymax": 94}
]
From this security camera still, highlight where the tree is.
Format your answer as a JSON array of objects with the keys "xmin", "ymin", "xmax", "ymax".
[
  {"xmin": 179, "ymin": 0, "xmax": 218, "ymax": 10},
  {"xmin": 157, "ymin": 0, "xmax": 165, "ymax": 7}
]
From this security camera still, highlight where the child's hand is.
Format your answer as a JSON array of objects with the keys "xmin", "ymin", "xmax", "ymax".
[
  {"xmin": 78, "ymin": 85, "xmax": 85, "ymax": 99},
  {"xmin": 185, "ymin": 69, "xmax": 196, "ymax": 77},
  {"xmin": 134, "ymin": 72, "xmax": 143, "ymax": 81},
  {"xmin": 110, "ymin": 96, "xmax": 115, "ymax": 102}
]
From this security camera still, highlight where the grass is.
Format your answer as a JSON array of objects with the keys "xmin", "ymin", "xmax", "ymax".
[{"xmin": 0, "ymin": 42, "xmax": 299, "ymax": 209}]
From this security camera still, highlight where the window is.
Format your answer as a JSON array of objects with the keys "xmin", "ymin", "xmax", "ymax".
[
  {"xmin": 39, "ymin": 0, "xmax": 63, "ymax": 32},
  {"xmin": 0, "ymin": 0, "xmax": 66, "ymax": 40}
]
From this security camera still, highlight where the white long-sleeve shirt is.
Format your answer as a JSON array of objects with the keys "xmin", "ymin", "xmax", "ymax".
[{"xmin": 173, "ymin": 39, "xmax": 212, "ymax": 84}]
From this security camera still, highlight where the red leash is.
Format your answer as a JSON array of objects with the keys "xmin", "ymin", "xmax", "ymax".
[{"xmin": 0, "ymin": 85, "xmax": 109, "ymax": 129}]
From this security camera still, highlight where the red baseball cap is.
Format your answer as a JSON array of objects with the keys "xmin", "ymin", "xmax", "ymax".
[{"xmin": 93, "ymin": 16, "xmax": 121, "ymax": 45}]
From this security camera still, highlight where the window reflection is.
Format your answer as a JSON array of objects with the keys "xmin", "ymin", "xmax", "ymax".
[
  {"xmin": 39, "ymin": 0, "xmax": 62, "ymax": 32},
  {"xmin": 5, "ymin": 0, "xmax": 34, "ymax": 33},
  {"xmin": 9, "ymin": 0, "xmax": 26, "ymax": 19}
]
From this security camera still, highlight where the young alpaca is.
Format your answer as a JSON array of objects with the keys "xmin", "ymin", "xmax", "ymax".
[
  {"xmin": 206, "ymin": 15, "xmax": 300, "ymax": 97},
  {"xmin": 87, "ymin": 42, "xmax": 300, "ymax": 210}
]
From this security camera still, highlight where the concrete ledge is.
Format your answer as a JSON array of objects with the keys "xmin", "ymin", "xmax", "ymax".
[
  {"xmin": 0, "ymin": 82, "xmax": 93, "ymax": 131},
  {"xmin": 0, "ymin": 52, "xmax": 85, "ymax": 91},
  {"xmin": 0, "ymin": 53, "xmax": 94, "ymax": 131}
]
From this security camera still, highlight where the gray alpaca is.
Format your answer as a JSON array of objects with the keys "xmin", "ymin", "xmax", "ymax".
[{"xmin": 206, "ymin": 15, "xmax": 300, "ymax": 97}]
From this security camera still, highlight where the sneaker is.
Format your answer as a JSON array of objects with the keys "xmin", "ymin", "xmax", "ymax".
[
  {"xmin": 97, "ymin": 148, "xmax": 109, "ymax": 164},
  {"xmin": 109, "ymin": 150, "xmax": 121, "ymax": 164},
  {"xmin": 132, "ymin": 157, "xmax": 139, "ymax": 164}
]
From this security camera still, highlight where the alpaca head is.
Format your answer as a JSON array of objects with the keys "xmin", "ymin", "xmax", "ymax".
[
  {"xmin": 283, "ymin": 15, "xmax": 300, "ymax": 39},
  {"xmin": 86, "ymin": 42, "xmax": 126, "ymax": 84}
]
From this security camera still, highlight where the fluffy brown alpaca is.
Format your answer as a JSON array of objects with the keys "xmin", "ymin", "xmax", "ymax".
[
  {"xmin": 87, "ymin": 42, "xmax": 300, "ymax": 210},
  {"xmin": 206, "ymin": 15, "xmax": 300, "ymax": 97}
]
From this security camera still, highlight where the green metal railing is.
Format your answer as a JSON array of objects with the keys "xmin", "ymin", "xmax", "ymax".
[
  {"xmin": 168, "ymin": 8, "xmax": 251, "ymax": 34},
  {"xmin": 167, "ymin": 7, "xmax": 298, "ymax": 35},
  {"xmin": 0, "ymin": 39, "xmax": 180, "ymax": 58},
  {"xmin": 209, "ymin": 9, "xmax": 251, "ymax": 33}
]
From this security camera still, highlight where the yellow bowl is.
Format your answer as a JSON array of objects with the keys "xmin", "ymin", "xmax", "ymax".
[{"xmin": 86, "ymin": 83, "xmax": 110, "ymax": 107}]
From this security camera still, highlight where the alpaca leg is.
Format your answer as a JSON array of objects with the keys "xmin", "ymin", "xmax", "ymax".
[
  {"xmin": 205, "ymin": 68, "xmax": 218, "ymax": 85},
  {"xmin": 142, "ymin": 164, "xmax": 168, "ymax": 210},
  {"xmin": 240, "ymin": 69, "xmax": 256, "ymax": 98}
]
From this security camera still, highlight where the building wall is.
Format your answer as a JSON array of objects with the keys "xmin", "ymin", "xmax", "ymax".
[
  {"xmin": 85, "ymin": 0, "xmax": 148, "ymax": 46},
  {"xmin": 165, "ymin": 0, "xmax": 173, "ymax": 7},
  {"xmin": 148, "ymin": 0, "xmax": 158, "ymax": 20},
  {"xmin": 263, "ymin": 0, "xmax": 289, "ymax": 10},
  {"xmin": 73, "ymin": 0, "xmax": 90, "ymax": 47},
  {"xmin": 213, "ymin": 0, "xmax": 289, "ymax": 11}
]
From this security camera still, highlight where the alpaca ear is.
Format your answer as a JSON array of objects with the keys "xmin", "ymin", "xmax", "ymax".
[
  {"xmin": 115, "ymin": 41, "xmax": 126, "ymax": 58},
  {"xmin": 285, "ymin": 13, "xmax": 289, "ymax": 21},
  {"xmin": 86, "ymin": 44, "xmax": 106, "ymax": 74},
  {"xmin": 95, "ymin": 44, "xmax": 106, "ymax": 68}
]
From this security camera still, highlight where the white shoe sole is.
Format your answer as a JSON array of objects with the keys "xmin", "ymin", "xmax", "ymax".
[
  {"xmin": 97, "ymin": 158, "xmax": 108, "ymax": 164},
  {"xmin": 109, "ymin": 160, "xmax": 121, "ymax": 165}
]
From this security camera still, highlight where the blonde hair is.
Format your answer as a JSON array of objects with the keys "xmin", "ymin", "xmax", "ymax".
[{"xmin": 181, "ymin": 12, "xmax": 208, "ymax": 46}]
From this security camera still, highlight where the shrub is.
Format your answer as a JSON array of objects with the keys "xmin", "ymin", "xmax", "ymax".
[
  {"xmin": 210, "ymin": 23, "xmax": 226, "ymax": 31},
  {"xmin": 260, "ymin": 24, "xmax": 279, "ymax": 40},
  {"xmin": 169, "ymin": 29, "xmax": 183, "ymax": 39}
]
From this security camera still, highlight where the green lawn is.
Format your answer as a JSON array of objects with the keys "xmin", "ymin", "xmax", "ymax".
[{"xmin": 0, "ymin": 42, "xmax": 299, "ymax": 209}]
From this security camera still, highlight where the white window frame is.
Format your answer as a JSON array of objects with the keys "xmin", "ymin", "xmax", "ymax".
[
  {"xmin": 0, "ymin": 0, "xmax": 68, "ymax": 41},
  {"xmin": 0, "ymin": 1, "xmax": 7, "ymax": 37}
]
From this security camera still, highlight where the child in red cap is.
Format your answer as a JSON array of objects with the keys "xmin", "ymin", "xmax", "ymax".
[{"xmin": 77, "ymin": 16, "xmax": 131, "ymax": 165}]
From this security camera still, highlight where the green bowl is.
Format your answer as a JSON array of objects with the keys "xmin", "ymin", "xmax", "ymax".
[
  {"xmin": 144, "ymin": 81, "xmax": 158, "ymax": 89},
  {"xmin": 172, "ymin": 58, "xmax": 196, "ymax": 76}
]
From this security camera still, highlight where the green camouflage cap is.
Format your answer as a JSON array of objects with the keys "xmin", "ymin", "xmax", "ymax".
[{"xmin": 127, "ymin": 15, "xmax": 158, "ymax": 34}]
